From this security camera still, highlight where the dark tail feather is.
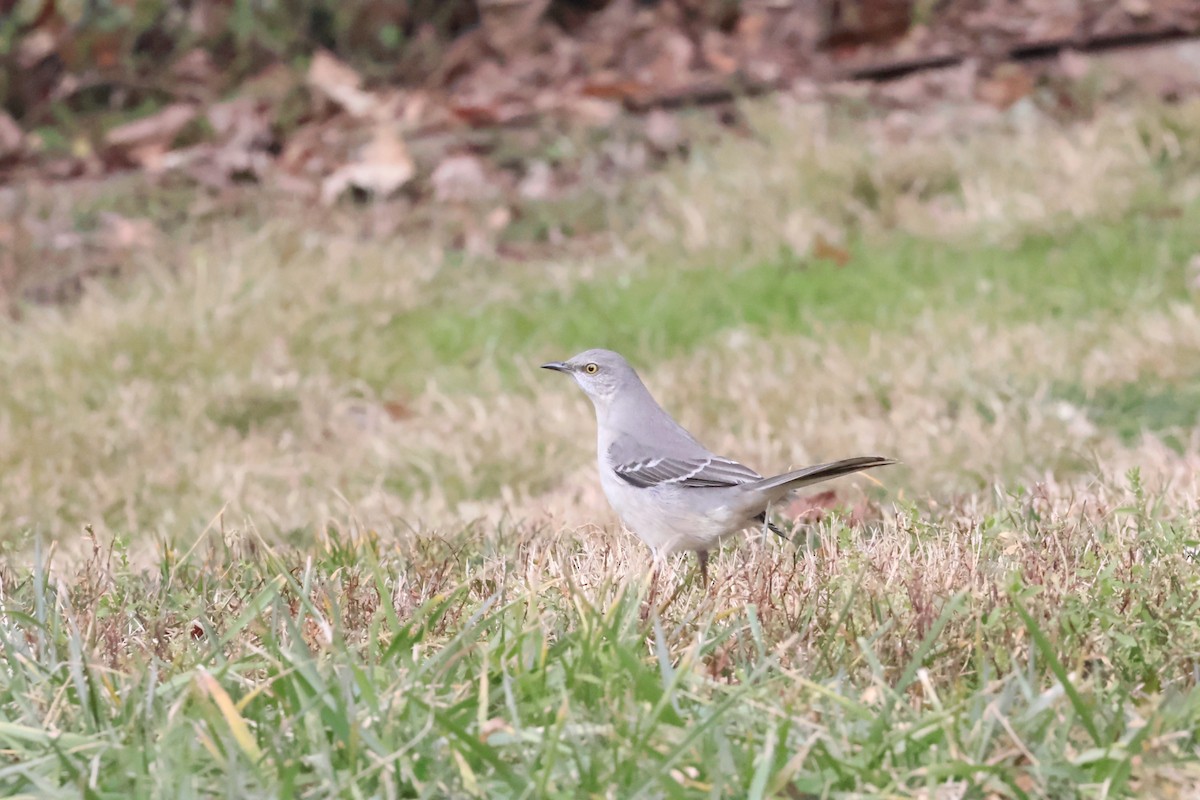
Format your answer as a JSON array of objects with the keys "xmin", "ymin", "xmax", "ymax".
[
  {"xmin": 754, "ymin": 512, "xmax": 790, "ymax": 541},
  {"xmin": 749, "ymin": 455, "xmax": 897, "ymax": 499}
]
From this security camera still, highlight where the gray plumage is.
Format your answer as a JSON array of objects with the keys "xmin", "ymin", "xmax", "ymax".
[{"xmin": 542, "ymin": 348, "xmax": 896, "ymax": 584}]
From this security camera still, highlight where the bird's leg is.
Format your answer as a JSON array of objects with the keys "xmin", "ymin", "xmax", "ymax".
[
  {"xmin": 762, "ymin": 501, "xmax": 771, "ymax": 540},
  {"xmin": 698, "ymin": 550, "xmax": 709, "ymax": 587}
]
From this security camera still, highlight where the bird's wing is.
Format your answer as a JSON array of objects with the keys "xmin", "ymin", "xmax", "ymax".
[{"xmin": 611, "ymin": 452, "xmax": 763, "ymax": 489}]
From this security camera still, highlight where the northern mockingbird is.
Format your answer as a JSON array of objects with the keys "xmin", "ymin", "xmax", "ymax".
[{"xmin": 542, "ymin": 348, "xmax": 895, "ymax": 587}]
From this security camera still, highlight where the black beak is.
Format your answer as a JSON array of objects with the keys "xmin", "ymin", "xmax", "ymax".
[{"xmin": 540, "ymin": 361, "xmax": 570, "ymax": 373}]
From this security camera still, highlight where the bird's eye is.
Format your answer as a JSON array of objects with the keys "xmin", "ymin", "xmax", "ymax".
[{"xmin": 584, "ymin": 363, "xmax": 599, "ymax": 374}]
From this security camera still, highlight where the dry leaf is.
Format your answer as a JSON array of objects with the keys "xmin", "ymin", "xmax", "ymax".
[
  {"xmin": 644, "ymin": 109, "xmax": 683, "ymax": 152},
  {"xmin": 104, "ymin": 104, "xmax": 198, "ymax": 168},
  {"xmin": 1121, "ymin": 0, "xmax": 1152, "ymax": 19},
  {"xmin": 268, "ymin": 171, "xmax": 319, "ymax": 200},
  {"xmin": 813, "ymin": 234, "xmax": 851, "ymax": 267},
  {"xmin": 518, "ymin": 160, "xmax": 554, "ymax": 200},
  {"xmin": 786, "ymin": 489, "xmax": 840, "ymax": 524},
  {"xmin": 97, "ymin": 213, "xmax": 157, "ymax": 251},
  {"xmin": 0, "ymin": 111, "xmax": 23, "ymax": 159},
  {"xmin": 701, "ymin": 30, "xmax": 739, "ymax": 76},
  {"xmin": 307, "ymin": 50, "xmax": 378, "ymax": 118},
  {"xmin": 207, "ymin": 97, "xmax": 266, "ymax": 142},
  {"xmin": 240, "ymin": 62, "xmax": 300, "ymax": 100},
  {"xmin": 1097, "ymin": 40, "xmax": 1200, "ymax": 100},
  {"xmin": 974, "ymin": 64, "xmax": 1035, "ymax": 111},
  {"xmin": 105, "ymin": 104, "xmax": 197, "ymax": 150},
  {"xmin": 561, "ymin": 96, "xmax": 621, "ymax": 127},
  {"xmin": 705, "ymin": 645, "xmax": 734, "ymax": 681},
  {"xmin": 580, "ymin": 77, "xmax": 651, "ymax": 101},
  {"xmin": 17, "ymin": 29, "xmax": 57, "ymax": 69},
  {"xmin": 278, "ymin": 119, "xmax": 336, "ymax": 176},
  {"xmin": 431, "ymin": 154, "xmax": 492, "ymax": 203},
  {"xmin": 821, "ymin": 0, "xmax": 913, "ymax": 47},
  {"xmin": 1058, "ymin": 49, "xmax": 1092, "ymax": 82},
  {"xmin": 478, "ymin": 0, "xmax": 552, "ymax": 59},
  {"xmin": 634, "ymin": 28, "xmax": 695, "ymax": 87},
  {"xmin": 383, "ymin": 400, "xmax": 415, "ymax": 421},
  {"xmin": 486, "ymin": 206, "xmax": 513, "ymax": 231},
  {"xmin": 321, "ymin": 126, "xmax": 415, "ymax": 204},
  {"xmin": 170, "ymin": 48, "xmax": 216, "ymax": 86}
]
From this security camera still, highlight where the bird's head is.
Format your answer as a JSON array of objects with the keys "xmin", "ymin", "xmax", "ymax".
[{"xmin": 540, "ymin": 348, "xmax": 639, "ymax": 407}]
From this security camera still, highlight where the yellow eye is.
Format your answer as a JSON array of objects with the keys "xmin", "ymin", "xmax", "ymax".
[{"xmin": 584, "ymin": 363, "xmax": 599, "ymax": 374}]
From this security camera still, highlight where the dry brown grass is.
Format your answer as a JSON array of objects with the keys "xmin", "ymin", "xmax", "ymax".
[
  {"xmin": 5, "ymin": 89, "xmax": 1200, "ymax": 800},
  {"xmin": 0, "ymin": 95, "xmax": 1198, "ymax": 561}
]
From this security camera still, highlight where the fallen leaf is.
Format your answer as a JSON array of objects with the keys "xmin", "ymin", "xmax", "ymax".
[
  {"xmin": 0, "ymin": 111, "xmax": 22, "ymax": 159},
  {"xmin": 644, "ymin": 109, "xmax": 683, "ymax": 152},
  {"xmin": 849, "ymin": 497, "xmax": 882, "ymax": 527},
  {"xmin": 705, "ymin": 645, "xmax": 734, "ymax": 681},
  {"xmin": 105, "ymin": 104, "xmax": 197, "ymax": 150},
  {"xmin": 431, "ymin": 154, "xmax": 492, "ymax": 203},
  {"xmin": 518, "ymin": 160, "xmax": 554, "ymax": 200},
  {"xmin": 974, "ymin": 63, "xmax": 1035, "ymax": 111},
  {"xmin": 478, "ymin": 0, "xmax": 552, "ymax": 59},
  {"xmin": 1094, "ymin": 40, "xmax": 1200, "ymax": 101},
  {"xmin": 268, "ymin": 171, "xmax": 319, "ymax": 200},
  {"xmin": 580, "ymin": 77, "xmax": 651, "ymax": 101},
  {"xmin": 736, "ymin": 10, "xmax": 768, "ymax": 48},
  {"xmin": 813, "ymin": 234, "xmax": 851, "ymax": 266},
  {"xmin": 701, "ymin": 30, "xmax": 739, "ymax": 75},
  {"xmin": 97, "ymin": 213, "xmax": 157, "ymax": 251},
  {"xmin": 41, "ymin": 157, "xmax": 86, "ymax": 180},
  {"xmin": 383, "ymin": 400, "xmax": 415, "ymax": 421},
  {"xmin": 1058, "ymin": 50, "xmax": 1092, "ymax": 82},
  {"xmin": 307, "ymin": 50, "xmax": 378, "ymax": 118},
  {"xmin": 486, "ymin": 205, "xmax": 512, "ymax": 231},
  {"xmin": 170, "ymin": 48, "xmax": 217, "ymax": 86},
  {"xmin": 207, "ymin": 96, "xmax": 268, "ymax": 143},
  {"xmin": 1121, "ymin": 0, "xmax": 1152, "ymax": 19},
  {"xmin": 239, "ymin": 62, "xmax": 300, "ymax": 101},
  {"xmin": 104, "ymin": 104, "xmax": 198, "ymax": 163},
  {"xmin": 631, "ymin": 27, "xmax": 695, "ymax": 88},
  {"xmin": 321, "ymin": 125, "xmax": 415, "ymax": 204},
  {"xmin": 448, "ymin": 100, "xmax": 534, "ymax": 127},
  {"xmin": 16, "ymin": 29, "xmax": 57, "ymax": 69},
  {"xmin": 104, "ymin": 104, "xmax": 198, "ymax": 169},
  {"xmin": 428, "ymin": 26, "xmax": 485, "ymax": 86},
  {"xmin": 560, "ymin": 96, "xmax": 621, "ymax": 127},
  {"xmin": 278, "ymin": 119, "xmax": 338, "ymax": 176},
  {"xmin": 821, "ymin": 0, "xmax": 913, "ymax": 48},
  {"xmin": 785, "ymin": 489, "xmax": 840, "ymax": 524}
]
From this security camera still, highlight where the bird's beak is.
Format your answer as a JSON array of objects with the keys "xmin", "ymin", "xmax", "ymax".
[{"xmin": 540, "ymin": 361, "xmax": 570, "ymax": 373}]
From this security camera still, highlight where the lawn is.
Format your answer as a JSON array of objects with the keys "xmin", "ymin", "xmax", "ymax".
[{"xmin": 1, "ymin": 95, "xmax": 1199, "ymax": 797}]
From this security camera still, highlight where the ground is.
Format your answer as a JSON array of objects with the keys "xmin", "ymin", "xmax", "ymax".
[{"xmin": 1, "ymin": 92, "xmax": 1199, "ymax": 797}]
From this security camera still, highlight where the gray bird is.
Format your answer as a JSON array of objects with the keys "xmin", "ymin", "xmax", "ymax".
[{"xmin": 541, "ymin": 348, "xmax": 895, "ymax": 587}]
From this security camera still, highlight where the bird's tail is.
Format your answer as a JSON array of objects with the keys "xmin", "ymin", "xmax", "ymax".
[{"xmin": 748, "ymin": 456, "xmax": 897, "ymax": 500}]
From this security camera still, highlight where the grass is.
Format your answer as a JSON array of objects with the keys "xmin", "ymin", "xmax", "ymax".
[
  {"xmin": 1, "ymin": 481, "xmax": 1198, "ymax": 797},
  {"xmin": 2, "ymin": 94, "xmax": 1200, "ymax": 796},
  {"xmin": 1055, "ymin": 377, "xmax": 1200, "ymax": 454},
  {"xmin": 357, "ymin": 212, "xmax": 1196, "ymax": 394}
]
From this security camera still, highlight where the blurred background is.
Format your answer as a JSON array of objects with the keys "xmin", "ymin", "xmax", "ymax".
[
  {"xmin": 1, "ymin": 0, "xmax": 1199, "ymax": 549},
  {"xmin": 3, "ymin": 7, "xmax": 1200, "ymax": 794}
]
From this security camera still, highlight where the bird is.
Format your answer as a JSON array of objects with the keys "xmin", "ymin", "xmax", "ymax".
[{"xmin": 541, "ymin": 348, "xmax": 895, "ymax": 590}]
